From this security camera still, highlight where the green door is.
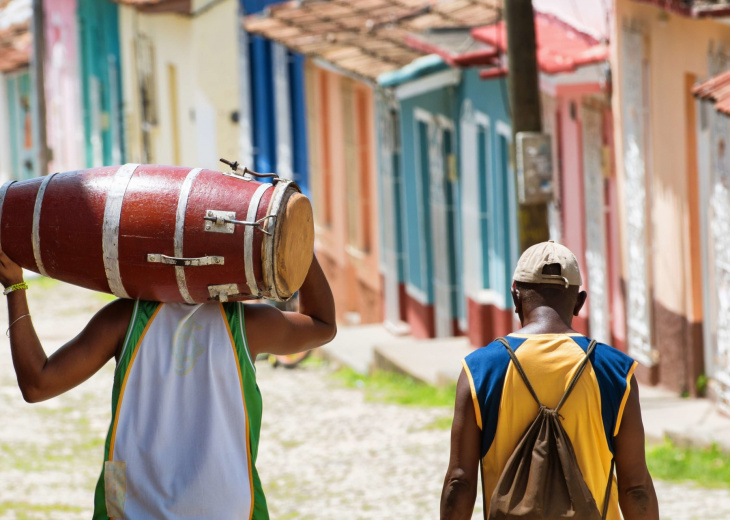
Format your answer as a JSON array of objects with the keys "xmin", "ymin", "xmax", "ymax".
[
  {"xmin": 77, "ymin": 0, "xmax": 123, "ymax": 167},
  {"xmin": 6, "ymin": 70, "xmax": 39, "ymax": 180}
]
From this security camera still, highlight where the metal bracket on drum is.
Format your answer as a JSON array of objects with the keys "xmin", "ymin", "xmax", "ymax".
[
  {"xmin": 147, "ymin": 254, "xmax": 224, "ymax": 267},
  {"xmin": 207, "ymin": 283, "xmax": 241, "ymax": 302},
  {"xmin": 203, "ymin": 210, "xmax": 236, "ymax": 233},
  {"xmin": 203, "ymin": 210, "xmax": 277, "ymax": 236},
  {"xmin": 219, "ymin": 158, "xmax": 282, "ymax": 184}
]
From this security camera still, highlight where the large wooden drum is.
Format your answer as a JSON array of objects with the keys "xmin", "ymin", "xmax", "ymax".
[{"xmin": 0, "ymin": 164, "xmax": 314, "ymax": 303}]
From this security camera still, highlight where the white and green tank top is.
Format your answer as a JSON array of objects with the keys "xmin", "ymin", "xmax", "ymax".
[{"xmin": 92, "ymin": 300, "xmax": 268, "ymax": 519}]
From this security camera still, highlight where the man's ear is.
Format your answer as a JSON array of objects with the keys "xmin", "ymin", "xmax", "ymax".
[
  {"xmin": 574, "ymin": 290, "xmax": 587, "ymax": 316},
  {"xmin": 511, "ymin": 282, "xmax": 520, "ymax": 315}
]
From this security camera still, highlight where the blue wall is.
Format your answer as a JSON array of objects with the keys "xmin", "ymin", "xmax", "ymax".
[
  {"xmin": 240, "ymin": 0, "xmax": 309, "ymax": 195},
  {"xmin": 459, "ymin": 69, "xmax": 516, "ymax": 307},
  {"xmin": 381, "ymin": 66, "xmax": 517, "ymax": 319}
]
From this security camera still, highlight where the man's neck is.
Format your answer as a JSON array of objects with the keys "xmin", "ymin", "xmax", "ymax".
[{"xmin": 513, "ymin": 306, "xmax": 575, "ymax": 335}]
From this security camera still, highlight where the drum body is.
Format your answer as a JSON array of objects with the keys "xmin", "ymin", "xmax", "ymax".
[{"xmin": 0, "ymin": 164, "xmax": 314, "ymax": 303}]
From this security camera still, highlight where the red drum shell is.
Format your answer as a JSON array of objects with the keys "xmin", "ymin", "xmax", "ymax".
[{"xmin": 0, "ymin": 164, "xmax": 314, "ymax": 303}]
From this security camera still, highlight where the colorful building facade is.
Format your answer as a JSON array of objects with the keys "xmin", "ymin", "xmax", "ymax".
[
  {"xmin": 610, "ymin": 0, "xmax": 726, "ymax": 396},
  {"xmin": 118, "ymin": 0, "xmax": 240, "ymax": 170}
]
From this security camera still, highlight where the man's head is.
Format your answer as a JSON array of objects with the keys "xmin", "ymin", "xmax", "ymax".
[{"xmin": 510, "ymin": 241, "xmax": 587, "ymax": 326}]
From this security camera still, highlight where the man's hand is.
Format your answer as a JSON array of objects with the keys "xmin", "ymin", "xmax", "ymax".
[
  {"xmin": 441, "ymin": 369, "xmax": 481, "ymax": 520},
  {"xmin": 0, "ymin": 247, "xmax": 24, "ymax": 288},
  {"xmin": 245, "ymin": 254, "xmax": 336, "ymax": 358}
]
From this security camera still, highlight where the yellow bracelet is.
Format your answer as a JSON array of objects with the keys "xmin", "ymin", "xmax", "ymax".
[{"xmin": 3, "ymin": 282, "xmax": 28, "ymax": 296}]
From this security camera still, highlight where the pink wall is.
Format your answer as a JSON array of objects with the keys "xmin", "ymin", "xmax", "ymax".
[
  {"xmin": 557, "ymin": 94, "xmax": 589, "ymax": 334},
  {"xmin": 44, "ymin": 0, "xmax": 84, "ymax": 173}
]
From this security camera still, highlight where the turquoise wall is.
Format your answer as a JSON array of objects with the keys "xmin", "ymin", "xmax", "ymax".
[
  {"xmin": 384, "ymin": 67, "xmax": 517, "ymax": 317},
  {"xmin": 398, "ymin": 85, "xmax": 460, "ymax": 305},
  {"xmin": 78, "ymin": 0, "xmax": 124, "ymax": 167},
  {"xmin": 460, "ymin": 69, "xmax": 517, "ymax": 307}
]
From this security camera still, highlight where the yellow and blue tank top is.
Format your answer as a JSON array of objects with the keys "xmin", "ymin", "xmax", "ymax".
[
  {"xmin": 92, "ymin": 300, "xmax": 268, "ymax": 519},
  {"xmin": 462, "ymin": 334, "xmax": 637, "ymax": 519}
]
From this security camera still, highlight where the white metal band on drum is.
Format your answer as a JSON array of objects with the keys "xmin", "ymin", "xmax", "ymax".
[
  {"xmin": 102, "ymin": 164, "xmax": 140, "ymax": 298},
  {"xmin": 174, "ymin": 167, "xmax": 203, "ymax": 304},
  {"xmin": 0, "ymin": 181, "xmax": 15, "ymax": 252},
  {"xmin": 32, "ymin": 173, "xmax": 58, "ymax": 278},
  {"xmin": 244, "ymin": 183, "xmax": 273, "ymax": 297}
]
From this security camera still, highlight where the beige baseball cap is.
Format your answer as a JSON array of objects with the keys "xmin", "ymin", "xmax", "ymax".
[{"xmin": 513, "ymin": 240, "xmax": 582, "ymax": 288}]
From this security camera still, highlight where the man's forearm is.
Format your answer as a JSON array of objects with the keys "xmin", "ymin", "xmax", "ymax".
[
  {"xmin": 296, "ymin": 255, "xmax": 336, "ymax": 339},
  {"xmin": 6, "ymin": 289, "xmax": 50, "ymax": 402},
  {"xmin": 440, "ymin": 475, "xmax": 477, "ymax": 520},
  {"xmin": 619, "ymin": 479, "xmax": 659, "ymax": 520}
]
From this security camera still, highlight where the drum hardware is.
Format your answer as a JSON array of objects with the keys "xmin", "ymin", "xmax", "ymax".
[
  {"xmin": 147, "ymin": 254, "xmax": 225, "ymax": 267},
  {"xmin": 203, "ymin": 211, "xmax": 277, "ymax": 236},
  {"xmin": 203, "ymin": 210, "xmax": 236, "ymax": 233},
  {"xmin": 207, "ymin": 283, "xmax": 242, "ymax": 302},
  {"xmin": 219, "ymin": 158, "xmax": 281, "ymax": 183}
]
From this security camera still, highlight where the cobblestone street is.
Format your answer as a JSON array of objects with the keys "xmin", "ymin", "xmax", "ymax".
[{"xmin": 1, "ymin": 283, "xmax": 729, "ymax": 519}]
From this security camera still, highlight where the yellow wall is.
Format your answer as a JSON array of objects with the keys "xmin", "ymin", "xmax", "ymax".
[
  {"xmin": 611, "ymin": 0, "xmax": 730, "ymax": 317},
  {"xmin": 119, "ymin": 0, "xmax": 240, "ymax": 170}
]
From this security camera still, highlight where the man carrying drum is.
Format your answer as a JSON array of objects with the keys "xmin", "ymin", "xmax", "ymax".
[{"xmin": 0, "ymin": 247, "xmax": 336, "ymax": 519}]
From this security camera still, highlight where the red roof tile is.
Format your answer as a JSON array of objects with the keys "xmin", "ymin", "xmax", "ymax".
[
  {"xmin": 632, "ymin": 0, "xmax": 730, "ymax": 18},
  {"xmin": 472, "ymin": 12, "xmax": 608, "ymax": 77},
  {"xmin": 693, "ymin": 71, "xmax": 730, "ymax": 116},
  {"xmin": 403, "ymin": 29, "xmax": 498, "ymax": 67},
  {"xmin": 244, "ymin": 0, "xmax": 502, "ymax": 81}
]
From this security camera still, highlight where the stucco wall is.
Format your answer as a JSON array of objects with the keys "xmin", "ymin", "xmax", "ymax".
[
  {"xmin": 44, "ymin": 0, "xmax": 84, "ymax": 174},
  {"xmin": 306, "ymin": 63, "xmax": 382, "ymax": 324},
  {"xmin": 613, "ymin": 0, "xmax": 730, "ymax": 317},
  {"xmin": 119, "ymin": 0, "xmax": 239, "ymax": 170}
]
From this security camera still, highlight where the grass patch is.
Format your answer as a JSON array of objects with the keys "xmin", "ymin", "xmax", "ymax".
[
  {"xmin": 0, "ymin": 502, "xmax": 84, "ymax": 514},
  {"xmin": 26, "ymin": 276, "xmax": 59, "ymax": 290},
  {"xmin": 422, "ymin": 415, "xmax": 453, "ymax": 431},
  {"xmin": 335, "ymin": 367, "xmax": 456, "ymax": 408},
  {"xmin": 646, "ymin": 439, "xmax": 730, "ymax": 488},
  {"xmin": 94, "ymin": 292, "xmax": 118, "ymax": 303}
]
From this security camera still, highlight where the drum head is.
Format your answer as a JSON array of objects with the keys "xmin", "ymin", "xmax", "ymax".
[{"xmin": 273, "ymin": 191, "xmax": 314, "ymax": 299}]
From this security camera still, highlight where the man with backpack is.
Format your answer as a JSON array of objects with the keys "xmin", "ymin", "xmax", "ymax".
[{"xmin": 440, "ymin": 241, "xmax": 659, "ymax": 519}]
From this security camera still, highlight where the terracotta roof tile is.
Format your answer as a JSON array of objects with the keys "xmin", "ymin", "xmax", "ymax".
[
  {"xmin": 244, "ymin": 0, "xmax": 502, "ymax": 81},
  {"xmin": 113, "ymin": 0, "xmax": 192, "ymax": 15},
  {"xmin": 0, "ymin": 18, "xmax": 30, "ymax": 72},
  {"xmin": 632, "ymin": 0, "xmax": 730, "ymax": 18},
  {"xmin": 694, "ymin": 71, "xmax": 730, "ymax": 116}
]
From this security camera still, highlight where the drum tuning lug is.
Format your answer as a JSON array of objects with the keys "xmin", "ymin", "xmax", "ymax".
[{"xmin": 203, "ymin": 211, "xmax": 277, "ymax": 235}]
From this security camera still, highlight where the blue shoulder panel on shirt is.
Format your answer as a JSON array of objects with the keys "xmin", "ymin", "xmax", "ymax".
[
  {"xmin": 570, "ymin": 336, "xmax": 635, "ymax": 454},
  {"xmin": 464, "ymin": 336, "xmax": 528, "ymax": 459}
]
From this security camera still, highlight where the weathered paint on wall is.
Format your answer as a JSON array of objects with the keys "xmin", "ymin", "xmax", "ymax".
[
  {"xmin": 44, "ymin": 0, "xmax": 84, "ymax": 174},
  {"xmin": 119, "ymin": 0, "xmax": 240, "ymax": 170},
  {"xmin": 305, "ymin": 61, "xmax": 382, "ymax": 325},
  {"xmin": 611, "ymin": 0, "xmax": 724, "ymax": 393},
  {"xmin": 78, "ymin": 0, "xmax": 123, "ymax": 167}
]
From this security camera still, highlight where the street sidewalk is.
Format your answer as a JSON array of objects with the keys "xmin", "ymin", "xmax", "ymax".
[{"xmin": 321, "ymin": 323, "xmax": 730, "ymax": 452}]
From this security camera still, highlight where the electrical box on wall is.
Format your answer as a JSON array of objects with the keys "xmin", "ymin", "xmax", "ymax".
[{"xmin": 516, "ymin": 132, "xmax": 553, "ymax": 204}]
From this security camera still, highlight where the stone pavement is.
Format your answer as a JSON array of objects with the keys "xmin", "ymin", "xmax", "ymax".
[{"xmin": 322, "ymin": 323, "xmax": 730, "ymax": 452}]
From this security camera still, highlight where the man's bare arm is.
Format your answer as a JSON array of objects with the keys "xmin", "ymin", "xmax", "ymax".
[
  {"xmin": 614, "ymin": 375, "xmax": 659, "ymax": 519},
  {"xmin": 1, "ymin": 248, "xmax": 132, "ymax": 403},
  {"xmin": 244, "ymin": 254, "xmax": 336, "ymax": 358},
  {"xmin": 441, "ymin": 369, "xmax": 481, "ymax": 520}
]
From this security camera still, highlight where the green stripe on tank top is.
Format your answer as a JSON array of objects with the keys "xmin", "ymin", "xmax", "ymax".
[
  {"xmin": 224, "ymin": 301, "xmax": 269, "ymax": 520},
  {"xmin": 92, "ymin": 300, "xmax": 161, "ymax": 520}
]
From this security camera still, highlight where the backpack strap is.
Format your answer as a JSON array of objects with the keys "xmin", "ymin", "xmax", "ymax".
[
  {"xmin": 496, "ymin": 337, "xmax": 543, "ymax": 407},
  {"xmin": 601, "ymin": 458, "xmax": 616, "ymax": 519},
  {"xmin": 497, "ymin": 337, "xmax": 598, "ymax": 412},
  {"xmin": 555, "ymin": 339, "xmax": 598, "ymax": 413}
]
